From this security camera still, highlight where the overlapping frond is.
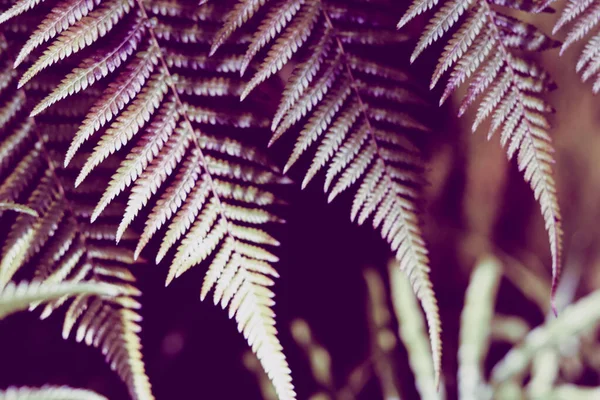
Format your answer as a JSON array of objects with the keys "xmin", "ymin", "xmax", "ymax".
[
  {"xmin": 0, "ymin": 386, "xmax": 108, "ymax": 400},
  {"xmin": 212, "ymin": 0, "xmax": 441, "ymax": 388},
  {"xmin": 0, "ymin": 201, "xmax": 38, "ymax": 216},
  {"xmin": 0, "ymin": 2, "xmax": 294, "ymax": 398},
  {"xmin": 553, "ymin": 0, "xmax": 600, "ymax": 93},
  {"xmin": 398, "ymin": 0, "xmax": 563, "ymax": 305},
  {"xmin": 0, "ymin": 280, "xmax": 122, "ymax": 319},
  {"xmin": 213, "ymin": 0, "xmax": 442, "ymax": 388},
  {"xmin": 0, "ymin": 62, "xmax": 153, "ymax": 399}
]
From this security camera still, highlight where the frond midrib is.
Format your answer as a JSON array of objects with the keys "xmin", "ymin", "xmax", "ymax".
[
  {"xmin": 131, "ymin": 4, "xmax": 294, "ymax": 399},
  {"xmin": 134, "ymin": 0, "xmax": 242, "ymax": 257},
  {"xmin": 319, "ymin": 2, "xmax": 441, "ymax": 384},
  {"xmin": 478, "ymin": 0, "xmax": 562, "ymax": 297}
]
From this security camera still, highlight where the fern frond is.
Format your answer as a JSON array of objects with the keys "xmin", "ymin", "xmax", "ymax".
[
  {"xmin": 13, "ymin": 0, "xmax": 102, "ymax": 67},
  {"xmin": 0, "ymin": 0, "xmax": 44, "ymax": 25},
  {"xmin": 0, "ymin": 201, "xmax": 38, "ymax": 216},
  {"xmin": 215, "ymin": 0, "xmax": 441, "ymax": 388},
  {"xmin": 210, "ymin": 0, "xmax": 269, "ymax": 55},
  {"xmin": 554, "ymin": 0, "xmax": 600, "ymax": 93},
  {"xmin": 458, "ymin": 256, "xmax": 501, "ymax": 400},
  {"xmin": 0, "ymin": 280, "xmax": 121, "ymax": 319},
  {"xmin": 0, "ymin": 386, "xmax": 107, "ymax": 400},
  {"xmin": 0, "ymin": 62, "xmax": 153, "ymax": 399},
  {"xmin": 18, "ymin": 0, "xmax": 135, "ymax": 88},
  {"xmin": 399, "ymin": 0, "xmax": 563, "ymax": 305},
  {"xmin": 0, "ymin": 2, "xmax": 295, "ymax": 397},
  {"xmin": 388, "ymin": 261, "xmax": 441, "ymax": 400},
  {"xmin": 30, "ymin": 17, "xmax": 148, "ymax": 117}
]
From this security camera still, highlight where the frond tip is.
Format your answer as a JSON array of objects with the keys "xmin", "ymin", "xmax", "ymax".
[
  {"xmin": 398, "ymin": 0, "xmax": 563, "ymax": 305},
  {"xmin": 214, "ymin": 1, "xmax": 441, "ymax": 392}
]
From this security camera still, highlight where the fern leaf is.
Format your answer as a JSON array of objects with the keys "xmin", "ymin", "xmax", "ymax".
[
  {"xmin": 399, "ymin": 0, "xmax": 563, "ymax": 305},
  {"xmin": 215, "ymin": 0, "xmax": 442, "ymax": 388},
  {"xmin": 431, "ymin": 5, "xmax": 486, "ymax": 89},
  {"xmin": 411, "ymin": 0, "xmax": 474, "ymax": 63},
  {"xmin": 0, "ymin": 64, "xmax": 153, "ymax": 399},
  {"xmin": 75, "ymin": 70, "xmax": 169, "ymax": 187},
  {"xmin": 92, "ymin": 98, "xmax": 178, "ymax": 222},
  {"xmin": 0, "ymin": 0, "xmax": 46, "ymax": 25},
  {"xmin": 458, "ymin": 256, "xmax": 501, "ymax": 400},
  {"xmin": 30, "ymin": 18, "xmax": 147, "ymax": 116},
  {"xmin": 553, "ymin": 0, "xmax": 594, "ymax": 34},
  {"xmin": 0, "ymin": 386, "xmax": 107, "ymax": 400},
  {"xmin": 17, "ymin": 0, "xmax": 135, "ymax": 88},
  {"xmin": 134, "ymin": 146, "xmax": 201, "ymax": 258},
  {"xmin": 14, "ymin": 0, "xmax": 102, "ymax": 67},
  {"xmin": 244, "ymin": 351, "xmax": 280, "ymax": 400},
  {"xmin": 272, "ymin": 26, "xmax": 333, "ymax": 130},
  {"xmin": 65, "ymin": 45, "xmax": 159, "ymax": 166},
  {"xmin": 240, "ymin": 0, "xmax": 305, "ymax": 75},
  {"xmin": 554, "ymin": 0, "xmax": 600, "ymax": 93},
  {"xmin": 0, "ymin": 280, "xmax": 121, "ymax": 320},
  {"xmin": 398, "ymin": 0, "xmax": 441, "ymax": 29},
  {"xmin": 3, "ymin": 2, "xmax": 296, "ymax": 396},
  {"xmin": 114, "ymin": 120, "xmax": 191, "ymax": 243},
  {"xmin": 0, "ymin": 201, "xmax": 38, "ymax": 216},
  {"xmin": 389, "ymin": 261, "xmax": 442, "ymax": 400},
  {"xmin": 210, "ymin": 0, "xmax": 270, "ymax": 55},
  {"xmin": 241, "ymin": 0, "xmax": 321, "ymax": 100}
]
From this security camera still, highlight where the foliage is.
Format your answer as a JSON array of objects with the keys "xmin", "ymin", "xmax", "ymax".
[
  {"xmin": 245, "ymin": 258, "xmax": 600, "ymax": 399},
  {"xmin": 0, "ymin": 0, "xmax": 598, "ymax": 398},
  {"xmin": 0, "ymin": 386, "xmax": 108, "ymax": 400}
]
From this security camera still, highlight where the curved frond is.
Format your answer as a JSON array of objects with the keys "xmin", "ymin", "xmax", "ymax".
[
  {"xmin": 0, "ymin": 62, "xmax": 153, "ymax": 400},
  {"xmin": 0, "ymin": 201, "xmax": 38, "ymax": 216},
  {"xmin": 214, "ymin": 0, "xmax": 441, "ymax": 388},
  {"xmin": 0, "ymin": 386, "xmax": 107, "ymax": 400},
  {"xmin": 0, "ymin": 2, "xmax": 295, "ymax": 397},
  {"xmin": 398, "ymin": 0, "xmax": 563, "ymax": 305},
  {"xmin": 0, "ymin": 280, "xmax": 121, "ymax": 319}
]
